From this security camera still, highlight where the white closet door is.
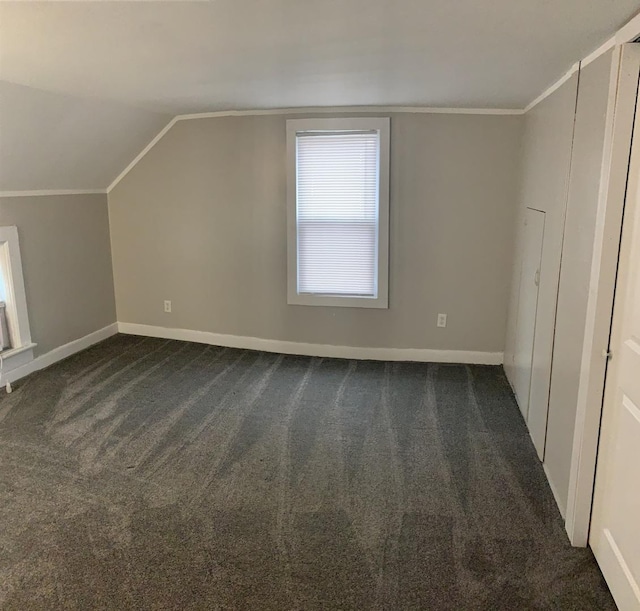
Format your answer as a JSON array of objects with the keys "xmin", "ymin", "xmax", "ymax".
[
  {"xmin": 590, "ymin": 91, "xmax": 640, "ymax": 611},
  {"xmin": 512, "ymin": 208, "xmax": 545, "ymax": 420}
]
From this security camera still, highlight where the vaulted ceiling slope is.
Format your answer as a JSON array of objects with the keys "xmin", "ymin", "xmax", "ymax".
[
  {"xmin": 1, "ymin": 0, "xmax": 639, "ymax": 192},
  {"xmin": 0, "ymin": 81, "xmax": 171, "ymax": 192}
]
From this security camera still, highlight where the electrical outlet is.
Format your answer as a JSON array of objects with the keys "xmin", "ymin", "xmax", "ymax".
[
  {"xmin": 437, "ymin": 313, "xmax": 447, "ymax": 328},
  {"xmin": 164, "ymin": 300, "xmax": 172, "ymax": 313}
]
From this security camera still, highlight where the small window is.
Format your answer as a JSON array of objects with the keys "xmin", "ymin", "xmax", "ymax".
[
  {"xmin": 286, "ymin": 118, "xmax": 390, "ymax": 308},
  {"xmin": 0, "ymin": 226, "xmax": 35, "ymax": 381}
]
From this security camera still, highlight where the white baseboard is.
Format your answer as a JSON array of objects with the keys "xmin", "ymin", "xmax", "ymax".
[
  {"xmin": 117, "ymin": 322, "xmax": 504, "ymax": 365},
  {"xmin": 0, "ymin": 323, "xmax": 119, "ymax": 386}
]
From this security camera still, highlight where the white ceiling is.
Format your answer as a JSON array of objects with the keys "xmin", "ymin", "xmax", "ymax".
[{"xmin": 1, "ymin": 0, "xmax": 639, "ymax": 190}]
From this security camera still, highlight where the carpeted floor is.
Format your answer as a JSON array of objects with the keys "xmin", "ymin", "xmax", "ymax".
[{"xmin": 0, "ymin": 334, "xmax": 614, "ymax": 610}]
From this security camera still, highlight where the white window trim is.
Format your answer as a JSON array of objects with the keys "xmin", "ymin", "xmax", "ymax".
[
  {"xmin": 0, "ymin": 226, "xmax": 35, "ymax": 379},
  {"xmin": 286, "ymin": 117, "xmax": 390, "ymax": 309}
]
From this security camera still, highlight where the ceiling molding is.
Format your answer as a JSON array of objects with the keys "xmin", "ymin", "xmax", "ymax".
[
  {"xmin": 581, "ymin": 37, "xmax": 616, "ymax": 70},
  {"xmin": 524, "ymin": 9, "xmax": 640, "ymax": 114},
  {"xmin": 615, "ymin": 10, "xmax": 640, "ymax": 44},
  {"xmin": 106, "ymin": 105, "xmax": 524, "ymax": 194},
  {"xmin": 0, "ymin": 189, "xmax": 107, "ymax": 198},
  {"xmin": 106, "ymin": 116, "xmax": 178, "ymax": 194},
  {"xmin": 523, "ymin": 63, "xmax": 580, "ymax": 114},
  {"xmin": 177, "ymin": 106, "xmax": 525, "ymax": 121}
]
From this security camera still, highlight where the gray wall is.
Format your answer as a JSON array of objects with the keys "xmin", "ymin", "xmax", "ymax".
[
  {"xmin": 0, "ymin": 194, "xmax": 117, "ymax": 356},
  {"xmin": 544, "ymin": 51, "xmax": 615, "ymax": 515},
  {"xmin": 504, "ymin": 74, "xmax": 579, "ymax": 459},
  {"xmin": 109, "ymin": 112, "xmax": 523, "ymax": 353}
]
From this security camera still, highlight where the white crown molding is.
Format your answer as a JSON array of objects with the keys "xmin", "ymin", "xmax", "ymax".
[
  {"xmin": 524, "ymin": 10, "xmax": 640, "ymax": 114},
  {"xmin": 0, "ymin": 323, "xmax": 118, "ymax": 386},
  {"xmin": 615, "ymin": 10, "xmax": 640, "ymax": 46},
  {"xmin": 118, "ymin": 322, "xmax": 504, "ymax": 365},
  {"xmin": 106, "ymin": 105, "xmax": 523, "ymax": 194},
  {"xmin": 0, "ymin": 189, "xmax": 107, "ymax": 198},
  {"xmin": 106, "ymin": 116, "xmax": 179, "ymax": 194},
  {"xmin": 523, "ymin": 63, "xmax": 580, "ymax": 114},
  {"xmin": 581, "ymin": 37, "xmax": 616, "ymax": 70},
  {"xmin": 177, "ymin": 106, "xmax": 524, "ymax": 121}
]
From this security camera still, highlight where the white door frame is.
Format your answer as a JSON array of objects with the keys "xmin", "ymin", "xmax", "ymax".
[
  {"xmin": 590, "ymin": 74, "xmax": 640, "ymax": 610},
  {"xmin": 566, "ymin": 43, "xmax": 640, "ymax": 546}
]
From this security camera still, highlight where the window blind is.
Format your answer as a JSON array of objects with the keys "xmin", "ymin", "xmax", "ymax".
[{"xmin": 296, "ymin": 131, "xmax": 379, "ymax": 297}]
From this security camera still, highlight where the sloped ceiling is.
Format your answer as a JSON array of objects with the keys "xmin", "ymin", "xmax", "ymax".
[
  {"xmin": 0, "ymin": 81, "xmax": 171, "ymax": 191},
  {"xmin": 1, "ymin": 0, "xmax": 639, "ymax": 191}
]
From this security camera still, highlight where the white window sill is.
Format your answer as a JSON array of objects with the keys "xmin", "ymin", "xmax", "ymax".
[
  {"xmin": 0, "ymin": 342, "xmax": 36, "ymax": 380},
  {"xmin": 288, "ymin": 293, "xmax": 389, "ymax": 309}
]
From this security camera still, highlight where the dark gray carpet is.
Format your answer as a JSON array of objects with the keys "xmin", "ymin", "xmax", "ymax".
[{"xmin": 0, "ymin": 334, "xmax": 614, "ymax": 610}]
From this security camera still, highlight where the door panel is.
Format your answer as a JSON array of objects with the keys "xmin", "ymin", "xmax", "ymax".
[
  {"xmin": 512, "ymin": 208, "xmax": 545, "ymax": 419},
  {"xmin": 591, "ymin": 91, "xmax": 640, "ymax": 611}
]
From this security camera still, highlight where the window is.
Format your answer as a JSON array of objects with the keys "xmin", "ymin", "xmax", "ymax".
[
  {"xmin": 0, "ymin": 226, "xmax": 35, "ymax": 383},
  {"xmin": 286, "ymin": 118, "xmax": 390, "ymax": 308}
]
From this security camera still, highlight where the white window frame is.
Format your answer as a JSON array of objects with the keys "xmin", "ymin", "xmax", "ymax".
[
  {"xmin": 0, "ymin": 226, "xmax": 35, "ymax": 381},
  {"xmin": 286, "ymin": 117, "xmax": 390, "ymax": 308}
]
